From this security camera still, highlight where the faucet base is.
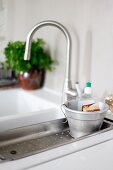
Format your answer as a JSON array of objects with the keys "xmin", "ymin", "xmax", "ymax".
[{"xmin": 62, "ymin": 79, "xmax": 77, "ymax": 103}]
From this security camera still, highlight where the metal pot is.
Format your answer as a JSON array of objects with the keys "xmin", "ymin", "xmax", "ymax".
[{"xmin": 61, "ymin": 99, "xmax": 109, "ymax": 138}]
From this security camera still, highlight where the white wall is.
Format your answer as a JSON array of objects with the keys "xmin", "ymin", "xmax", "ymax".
[
  {"xmin": 4, "ymin": 0, "xmax": 113, "ymax": 98},
  {"xmin": 0, "ymin": 0, "xmax": 7, "ymax": 61}
]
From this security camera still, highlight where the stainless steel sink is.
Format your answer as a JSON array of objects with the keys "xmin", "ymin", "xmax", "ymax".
[{"xmin": 0, "ymin": 117, "xmax": 113, "ymax": 161}]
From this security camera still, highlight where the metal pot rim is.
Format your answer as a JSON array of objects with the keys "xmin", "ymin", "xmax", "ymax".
[{"xmin": 62, "ymin": 101, "xmax": 109, "ymax": 115}]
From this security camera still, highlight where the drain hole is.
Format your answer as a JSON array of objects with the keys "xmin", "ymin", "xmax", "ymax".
[{"xmin": 10, "ymin": 150, "xmax": 17, "ymax": 155}]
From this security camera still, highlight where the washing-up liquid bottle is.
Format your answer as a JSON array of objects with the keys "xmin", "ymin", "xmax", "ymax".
[
  {"xmin": 84, "ymin": 82, "xmax": 92, "ymax": 97},
  {"xmin": 77, "ymin": 82, "xmax": 94, "ymax": 111}
]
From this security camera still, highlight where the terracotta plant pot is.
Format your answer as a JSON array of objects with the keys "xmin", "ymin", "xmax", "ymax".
[{"xmin": 19, "ymin": 69, "xmax": 45, "ymax": 90}]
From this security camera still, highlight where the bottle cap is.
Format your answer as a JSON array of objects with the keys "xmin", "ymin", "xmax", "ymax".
[
  {"xmin": 86, "ymin": 82, "xmax": 91, "ymax": 87},
  {"xmin": 84, "ymin": 82, "xmax": 92, "ymax": 94}
]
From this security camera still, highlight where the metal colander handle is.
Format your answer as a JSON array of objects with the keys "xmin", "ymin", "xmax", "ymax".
[{"xmin": 61, "ymin": 104, "xmax": 68, "ymax": 123}]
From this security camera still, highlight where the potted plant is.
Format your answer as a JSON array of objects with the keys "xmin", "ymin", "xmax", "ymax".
[{"xmin": 4, "ymin": 39, "xmax": 55, "ymax": 90}]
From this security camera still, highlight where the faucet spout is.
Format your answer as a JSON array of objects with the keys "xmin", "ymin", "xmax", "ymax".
[{"xmin": 24, "ymin": 20, "xmax": 77, "ymax": 102}]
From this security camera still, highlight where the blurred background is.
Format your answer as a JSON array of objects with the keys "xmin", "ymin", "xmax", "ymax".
[{"xmin": 0, "ymin": 0, "xmax": 113, "ymax": 98}]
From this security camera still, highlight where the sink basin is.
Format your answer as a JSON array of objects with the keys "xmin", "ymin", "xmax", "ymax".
[
  {"xmin": 1, "ymin": 88, "xmax": 113, "ymax": 163},
  {"xmin": 0, "ymin": 118, "xmax": 112, "ymax": 161},
  {"xmin": 0, "ymin": 88, "xmax": 64, "ymax": 132},
  {"xmin": 0, "ymin": 88, "xmax": 57, "ymax": 117}
]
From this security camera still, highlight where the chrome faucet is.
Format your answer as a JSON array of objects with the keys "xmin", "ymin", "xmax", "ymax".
[{"xmin": 24, "ymin": 20, "xmax": 77, "ymax": 102}]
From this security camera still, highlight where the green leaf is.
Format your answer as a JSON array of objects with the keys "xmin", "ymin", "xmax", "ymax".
[{"xmin": 3, "ymin": 39, "xmax": 55, "ymax": 75}]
